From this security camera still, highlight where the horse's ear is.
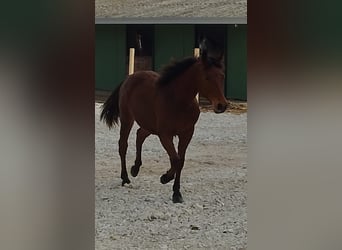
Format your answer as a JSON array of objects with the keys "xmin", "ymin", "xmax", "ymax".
[
  {"xmin": 218, "ymin": 51, "xmax": 224, "ymax": 62},
  {"xmin": 199, "ymin": 37, "xmax": 208, "ymax": 60},
  {"xmin": 199, "ymin": 36, "xmax": 224, "ymax": 66},
  {"xmin": 201, "ymin": 48, "xmax": 207, "ymax": 60},
  {"xmin": 200, "ymin": 49, "xmax": 211, "ymax": 67},
  {"xmin": 199, "ymin": 36, "xmax": 207, "ymax": 50},
  {"xmin": 199, "ymin": 37, "xmax": 208, "ymax": 59}
]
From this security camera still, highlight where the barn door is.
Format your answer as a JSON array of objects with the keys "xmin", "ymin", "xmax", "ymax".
[{"xmin": 154, "ymin": 24, "xmax": 194, "ymax": 71}]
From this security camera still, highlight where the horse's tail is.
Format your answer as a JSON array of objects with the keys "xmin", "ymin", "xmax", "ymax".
[{"xmin": 100, "ymin": 82, "xmax": 123, "ymax": 129}]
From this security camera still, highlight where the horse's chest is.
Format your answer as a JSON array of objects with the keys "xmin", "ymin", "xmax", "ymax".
[
  {"xmin": 176, "ymin": 109, "xmax": 199, "ymax": 125},
  {"xmin": 157, "ymin": 106, "xmax": 200, "ymax": 134}
]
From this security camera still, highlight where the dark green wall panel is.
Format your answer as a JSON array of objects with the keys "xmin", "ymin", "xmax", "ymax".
[
  {"xmin": 96, "ymin": 25, "xmax": 126, "ymax": 91},
  {"xmin": 95, "ymin": 24, "xmax": 247, "ymax": 100},
  {"xmin": 226, "ymin": 25, "xmax": 247, "ymax": 100},
  {"xmin": 154, "ymin": 25, "xmax": 194, "ymax": 71}
]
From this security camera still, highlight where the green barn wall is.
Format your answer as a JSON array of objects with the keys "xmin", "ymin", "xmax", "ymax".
[
  {"xmin": 95, "ymin": 24, "xmax": 247, "ymax": 100},
  {"xmin": 95, "ymin": 24, "xmax": 126, "ymax": 91},
  {"xmin": 154, "ymin": 24, "xmax": 195, "ymax": 71},
  {"xmin": 226, "ymin": 24, "xmax": 247, "ymax": 100}
]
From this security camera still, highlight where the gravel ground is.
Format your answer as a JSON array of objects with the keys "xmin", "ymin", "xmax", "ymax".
[
  {"xmin": 96, "ymin": 0, "xmax": 246, "ymax": 18},
  {"xmin": 95, "ymin": 102, "xmax": 247, "ymax": 250}
]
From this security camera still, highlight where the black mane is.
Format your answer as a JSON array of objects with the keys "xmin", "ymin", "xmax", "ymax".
[{"xmin": 157, "ymin": 57, "xmax": 198, "ymax": 86}]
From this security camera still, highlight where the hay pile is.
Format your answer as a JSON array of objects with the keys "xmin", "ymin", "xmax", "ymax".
[
  {"xmin": 200, "ymin": 101, "xmax": 247, "ymax": 114},
  {"xmin": 227, "ymin": 101, "xmax": 248, "ymax": 114}
]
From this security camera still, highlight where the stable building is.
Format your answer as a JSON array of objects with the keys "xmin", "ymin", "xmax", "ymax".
[{"xmin": 95, "ymin": 0, "xmax": 247, "ymax": 101}]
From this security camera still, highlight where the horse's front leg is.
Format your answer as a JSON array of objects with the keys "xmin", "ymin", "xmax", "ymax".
[
  {"xmin": 158, "ymin": 134, "xmax": 180, "ymax": 186},
  {"xmin": 172, "ymin": 128, "xmax": 195, "ymax": 203}
]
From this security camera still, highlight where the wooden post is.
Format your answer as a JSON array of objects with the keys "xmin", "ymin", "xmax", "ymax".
[
  {"xmin": 194, "ymin": 48, "xmax": 200, "ymax": 58},
  {"xmin": 129, "ymin": 48, "xmax": 135, "ymax": 75},
  {"xmin": 194, "ymin": 48, "xmax": 200, "ymax": 102}
]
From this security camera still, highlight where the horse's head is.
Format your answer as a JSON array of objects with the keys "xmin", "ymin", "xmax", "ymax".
[{"xmin": 198, "ymin": 50, "xmax": 228, "ymax": 113}]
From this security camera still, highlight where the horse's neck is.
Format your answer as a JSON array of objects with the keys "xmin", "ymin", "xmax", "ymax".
[{"xmin": 169, "ymin": 64, "xmax": 200, "ymax": 103}]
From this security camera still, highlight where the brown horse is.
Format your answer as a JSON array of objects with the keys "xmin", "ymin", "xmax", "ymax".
[{"xmin": 100, "ymin": 52, "xmax": 228, "ymax": 203}]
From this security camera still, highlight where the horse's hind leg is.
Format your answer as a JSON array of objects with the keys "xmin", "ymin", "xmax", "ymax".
[
  {"xmin": 118, "ymin": 116, "xmax": 134, "ymax": 186},
  {"xmin": 131, "ymin": 128, "xmax": 151, "ymax": 177}
]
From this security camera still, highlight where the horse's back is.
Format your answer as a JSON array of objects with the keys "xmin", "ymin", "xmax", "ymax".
[{"xmin": 119, "ymin": 71, "xmax": 159, "ymax": 133}]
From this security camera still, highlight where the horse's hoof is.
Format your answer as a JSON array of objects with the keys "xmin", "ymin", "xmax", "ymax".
[
  {"xmin": 131, "ymin": 165, "xmax": 140, "ymax": 177},
  {"xmin": 121, "ymin": 178, "xmax": 131, "ymax": 186},
  {"xmin": 172, "ymin": 192, "xmax": 183, "ymax": 203},
  {"xmin": 160, "ymin": 174, "xmax": 174, "ymax": 184}
]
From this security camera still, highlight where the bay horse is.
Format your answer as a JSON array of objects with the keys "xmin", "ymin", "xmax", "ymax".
[{"xmin": 100, "ymin": 51, "xmax": 228, "ymax": 203}]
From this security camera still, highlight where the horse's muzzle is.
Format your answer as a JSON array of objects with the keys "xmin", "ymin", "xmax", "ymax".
[{"xmin": 214, "ymin": 103, "xmax": 227, "ymax": 113}]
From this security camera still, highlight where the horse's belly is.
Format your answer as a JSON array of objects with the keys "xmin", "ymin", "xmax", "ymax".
[
  {"xmin": 129, "ymin": 89, "xmax": 158, "ymax": 133},
  {"xmin": 134, "ymin": 112, "xmax": 157, "ymax": 134}
]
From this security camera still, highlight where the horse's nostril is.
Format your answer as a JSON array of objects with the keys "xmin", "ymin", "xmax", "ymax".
[{"xmin": 217, "ymin": 103, "xmax": 227, "ymax": 112}]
